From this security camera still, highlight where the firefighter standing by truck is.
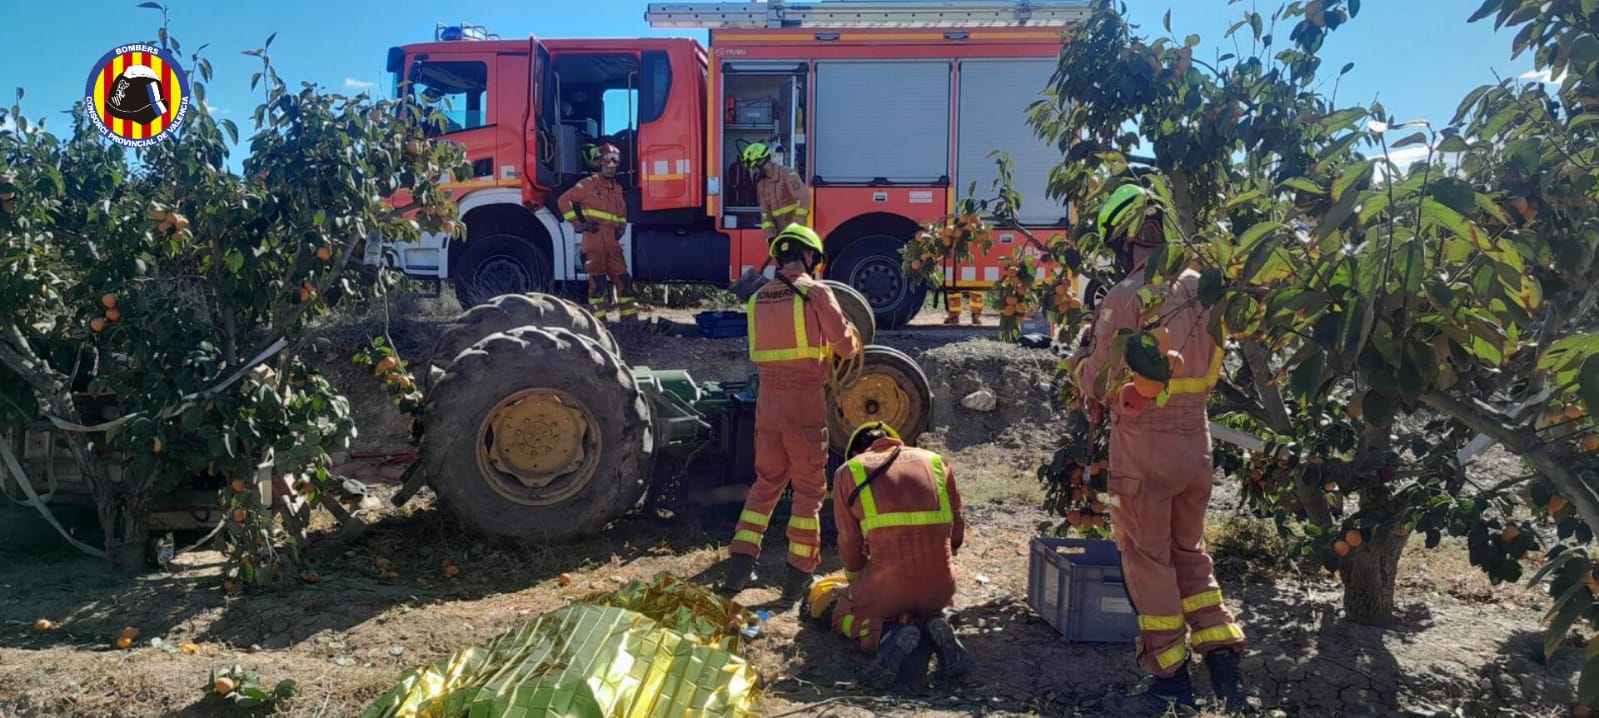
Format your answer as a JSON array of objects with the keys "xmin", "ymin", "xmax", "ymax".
[
  {"xmin": 743, "ymin": 143, "xmax": 812, "ymax": 241},
  {"xmin": 801, "ymin": 421, "xmax": 970, "ymax": 688},
  {"xmin": 943, "ymin": 291, "xmax": 985, "ymax": 325},
  {"xmin": 558, "ymin": 143, "xmax": 638, "ymax": 322},
  {"xmin": 721, "ymin": 224, "xmax": 859, "ymax": 600},
  {"xmin": 1070, "ymin": 184, "xmax": 1249, "ymax": 713}
]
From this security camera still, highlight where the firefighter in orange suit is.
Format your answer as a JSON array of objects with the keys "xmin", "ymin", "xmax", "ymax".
[
  {"xmin": 800, "ymin": 421, "xmax": 970, "ymax": 688},
  {"xmin": 944, "ymin": 291, "xmax": 985, "ymax": 325},
  {"xmin": 743, "ymin": 143, "xmax": 811, "ymax": 241},
  {"xmin": 1071, "ymin": 184, "xmax": 1248, "ymax": 713},
  {"xmin": 558, "ymin": 143, "xmax": 637, "ymax": 322},
  {"xmin": 720, "ymin": 224, "xmax": 859, "ymax": 600}
]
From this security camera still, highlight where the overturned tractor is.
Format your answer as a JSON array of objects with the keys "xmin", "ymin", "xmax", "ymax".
[{"xmin": 396, "ymin": 283, "xmax": 930, "ymax": 544}]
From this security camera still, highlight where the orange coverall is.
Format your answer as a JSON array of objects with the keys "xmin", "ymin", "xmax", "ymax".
[
  {"xmin": 756, "ymin": 164, "xmax": 811, "ymax": 240},
  {"xmin": 830, "ymin": 437, "xmax": 965, "ymax": 652},
  {"xmin": 729, "ymin": 270, "xmax": 859, "ymax": 572},
  {"xmin": 557, "ymin": 172, "xmax": 635, "ymax": 320},
  {"xmin": 1075, "ymin": 267, "xmax": 1246, "ymax": 677}
]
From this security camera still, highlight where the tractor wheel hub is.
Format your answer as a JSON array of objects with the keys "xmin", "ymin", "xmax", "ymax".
[{"xmin": 482, "ymin": 389, "xmax": 590, "ymax": 488}]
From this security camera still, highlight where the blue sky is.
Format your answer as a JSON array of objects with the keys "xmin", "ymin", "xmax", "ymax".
[{"xmin": 0, "ymin": 1, "xmax": 1545, "ymax": 172}]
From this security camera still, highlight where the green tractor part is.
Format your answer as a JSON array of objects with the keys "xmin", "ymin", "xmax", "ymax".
[{"xmin": 405, "ymin": 291, "xmax": 930, "ymax": 546}]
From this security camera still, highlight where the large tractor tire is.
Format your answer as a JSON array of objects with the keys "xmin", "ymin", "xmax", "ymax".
[
  {"xmin": 829, "ymin": 233, "xmax": 928, "ymax": 331},
  {"xmin": 826, "ymin": 345, "xmax": 932, "ymax": 456},
  {"xmin": 421, "ymin": 293, "xmax": 619, "ymax": 392},
  {"xmin": 418, "ymin": 326, "xmax": 654, "ymax": 544},
  {"xmin": 821, "ymin": 279, "xmax": 876, "ymax": 347}
]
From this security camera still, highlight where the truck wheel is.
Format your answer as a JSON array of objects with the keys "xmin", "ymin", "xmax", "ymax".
[
  {"xmin": 421, "ymin": 293, "xmax": 620, "ymax": 392},
  {"xmin": 829, "ymin": 234, "xmax": 927, "ymax": 331},
  {"xmin": 821, "ymin": 279, "xmax": 877, "ymax": 346},
  {"xmin": 452, "ymin": 234, "xmax": 552, "ymax": 309},
  {"xmin": 826, "ymin": 345, "xmax": 932, "ymax": 455},
  {"xmin": 419, "ymin": 327, "xmax": 654, "ymax": 544}
]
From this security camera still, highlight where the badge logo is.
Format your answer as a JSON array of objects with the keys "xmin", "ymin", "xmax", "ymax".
[{"xmin": 83, "ymin": 44, "xmax": 190, "ymax": 148}]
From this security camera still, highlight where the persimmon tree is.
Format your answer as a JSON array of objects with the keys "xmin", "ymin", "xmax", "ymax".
[
  {"xmin": 1032, "ymin": 4, "xmax": 1599, "ymax": 690},
  {"xmin": 0, "ymin": 6, "xmax": 458, "ymax": 585}
]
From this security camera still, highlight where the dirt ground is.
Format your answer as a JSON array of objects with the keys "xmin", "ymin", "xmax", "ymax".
[{"xmin": 0, "ymin": 295, "xmax": 1585, "ymax": 717}]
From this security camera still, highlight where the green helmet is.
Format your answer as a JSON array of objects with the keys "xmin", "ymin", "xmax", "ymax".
[
  {"xmin": 741, "ymin": 142, "xmax": 773, "ymax": 169},
  {"xmin": 1097, "ymin": 184, "xmax": 1149, "ymax": 241},
  {"xmin": 769, "ymin": 223, "xmax": 823, "ymax": 260}
]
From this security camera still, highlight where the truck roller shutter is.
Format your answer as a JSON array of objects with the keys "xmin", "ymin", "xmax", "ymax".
[
  {"xmin": 815, "ymin": 60, "xmax": 950, "ymax": 185},
  {"xmin": 956, "ymin": 58, "xmax": 1067, "ymax": 226}
]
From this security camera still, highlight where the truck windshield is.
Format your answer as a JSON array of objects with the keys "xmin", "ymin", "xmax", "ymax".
[{"xmin": 396, "ymin": 60, "xmax": 490, "ymax": 135}]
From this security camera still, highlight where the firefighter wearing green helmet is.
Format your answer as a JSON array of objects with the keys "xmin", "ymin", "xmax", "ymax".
[
  {"xmin": 1069, "ymin": 183, "xmax": 1250, "ymax": 714},
  {"xmin": 743, "ymin": 142, "xmax": 812, "ymax": 241},
  {"xmin": 720, "ymin": 223, "xmax": 860, "ymax": 601}
]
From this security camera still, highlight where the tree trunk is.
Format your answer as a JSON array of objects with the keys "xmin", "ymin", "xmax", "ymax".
[
  {"xmin": 100, "ymin": 488, "xmax": 151, "ymax": 573},
  {"xmin": 1342, "ymin": 532, "xmax": 1407, "ymax": 625}
]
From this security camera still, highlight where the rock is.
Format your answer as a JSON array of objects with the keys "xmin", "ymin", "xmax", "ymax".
[
  {"xmin": 961, "ymin": 388, "xmax": 998, "ymax": 412},
  {"xmin": 1491, "ymin": 671, "xmax": 1522, "ymax": 702},
  {"xmin": 1518, "ymin": 674, "xmax": 1542, "ymax": 697}
]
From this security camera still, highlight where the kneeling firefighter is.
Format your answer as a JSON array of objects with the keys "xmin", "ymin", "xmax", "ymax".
[
  {"xmin": 720, "ymin": 224, "xmax": 860, "ymax": 599},
  {"xmin": 1071, "ymin": 184, "xmax": 1249, "ymax": 713},
  {"xmin": 801, "ymin": 421, "xmax": 969, "ymax": 688}
]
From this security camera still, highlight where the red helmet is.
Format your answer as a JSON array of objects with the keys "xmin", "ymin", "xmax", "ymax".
[{"xmin": 595, "ymin": 143, "xmax": 621, "ymax": 166}]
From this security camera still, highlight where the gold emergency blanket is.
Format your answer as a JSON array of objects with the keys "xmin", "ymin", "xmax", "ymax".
[{"xmin": 361, "ymin": 574, "xmax": 762, "ymax": 718}]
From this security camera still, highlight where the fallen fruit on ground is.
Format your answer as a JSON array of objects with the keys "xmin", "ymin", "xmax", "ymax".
[
  {"xmin": 558, "ymin": 573, "xmax": 573, "ymax": 587},
  {"xmin": 1502, "ymin": 526, "xmax": 1522, "ymax": 543},
  {"xmin": 214, "ymin": 677, "xmax": 237, "ymax": 695},
  {"xmin": 115, "ymin": 636, "xmax": 133, "ymax": 649},
  {"xmin": 445, "ymin": 565, "xmax": 461, "ymax": 578},
  {"xmin": 33, "ymin": 619, "xmax": 54, "ymax": 632}
]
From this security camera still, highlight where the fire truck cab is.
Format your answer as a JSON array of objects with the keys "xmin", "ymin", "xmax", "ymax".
[{"xmin": 367, "ymin": 2, "xmax": 1086, "ymax": 329}]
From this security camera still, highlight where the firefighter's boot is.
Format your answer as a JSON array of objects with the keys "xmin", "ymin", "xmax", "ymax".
[
  {"xmin": 862, "ymin": 621, "xmax": 923, "ymax": 689},
  {"xmin": 1205, "ymin": 647, "xmax": 1249, "ymax": 712},
  {"xmin": 943, "ymin": 312, "xmax": 960, "ymax": 325},
  {"xmin": 922, "ymin": 614, "xmax": 968, "ymax": 682},
  {"xmin": 719, "ymin": 554, "xmax": 757, "ymax": 595},
  {"xmin": 1106, "ymin": 661, "xmax": 1198, "ymax": 715},
  {"xmin": 781, "ymin": 564, "xmax": 813, "ymax": 603}
]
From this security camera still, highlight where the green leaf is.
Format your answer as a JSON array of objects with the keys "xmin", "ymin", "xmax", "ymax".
[
  {"xmin": 1392, "ymin": 132, "xmax": 1429, "ymax": 149},
  {"xmin": 1198, "ymin": 268, "xmax": 1225, "ymax": 307},
  {"xmin": 1579, "ymin": 355, "xmax": 1599, "ymax": 419},
  {"xmin": 1341, "ymin": 298, "xmax": 1372, "ymax": 358},
  {"xmin": 1333, "ymin": 160, "xmax": 1375, "ymax": 202},
  {"xmin": 1529, "ymin": 550, "xmax": 1580, "ymax": 587},
  {"xmin": 1437, "ymin": 135, "xmax": 1471, "ymax": 153},
  {"xmin": 1290, "ymin": 351, "xmax": 1327, "ymax": 400},
  {"xmin": 1547, "ymin": 583, "xmax": 1593, "ymax": 661},
  {"xmin": 1280, "ymin": 177, "xmax": 1325, "ymax": 195},
  {"xmin": 1580, "ymin": 653, "xmax": 1599, "ymax": 705},
  {"xmin": 1475, "ymin": 192, "xmax": 1511, "ymax": 225},
  {"xmin": 1315, "ymin": 188, "xmax": 1361, "ymax": 241},
  {"xmin": 1395, "ymin": 240, "xmax": 1425, "ymax": 295},
  {"xmin": 1163, "ymin": 9, "xmax": 1172, "ymax": 32},
  {"xmin": 1362, "ymin": 390, "xmax": 1396, "ymax": 425}
]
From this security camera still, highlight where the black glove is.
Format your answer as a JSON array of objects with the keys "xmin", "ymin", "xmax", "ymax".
[{"xmin": 580, "ymin": 220, "xmax": 599, "ymax": 233}]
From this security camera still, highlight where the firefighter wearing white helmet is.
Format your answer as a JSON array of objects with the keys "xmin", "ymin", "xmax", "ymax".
[{"xmin": 743, "ymin": 142, "xmax": 811, "ymax": 241}]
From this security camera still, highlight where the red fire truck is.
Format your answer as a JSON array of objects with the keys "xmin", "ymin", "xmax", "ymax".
[{"xmin": 365, "ymin": 1, "xmax": 1085, "ymax": 329}]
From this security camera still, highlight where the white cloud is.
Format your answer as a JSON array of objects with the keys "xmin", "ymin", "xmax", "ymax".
[
  {"xmin": 1384, "ymin": 145, "xmax": 1434, "ymax": 169},
  {"xmin": 202, "ymin": 100, "xmax": 230, "ymax": 116},
  {"xmin": 1519, "ymin": 69, "xmax": 1566, "ymax": 85},
  {"xmin": 344, "ymin": 77, "xmax": 377, "ymax": 91}
]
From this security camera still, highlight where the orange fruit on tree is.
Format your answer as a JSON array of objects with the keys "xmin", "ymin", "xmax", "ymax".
[
  {"xmin": 106, "ymin": 308, "xmax": 122, "ymax": 323},
  {"xmin": 232, "ymin": 508, "xmax": 247, "ymax": 523},
  {"xmin": 375, "ymin": 356, "xmax": 398, "ymax": 375},
  {"xmin": 1582, "ymin": 435, "xmax": 1599, "ymax": 453},
  {"xmin": 1333, "ymin": 540, "xmax": 1350, "ymax": 556},
  {"xmin": 172, "ymin": 215, "xmax": 190, "ymax": 231},
  {"xmin": 152, "ymin": 438, "xmax": 164, "ymax": 454},
  {"xmin": 1345, "ymin": 530, "xmax": 1363, "ymax": 548},
  {"xmin": 1131, "ymin": 374, "xmax": 1165, "ymax": 399},
  {"xmin": 229, "ymin": 479, "xmax": 247, "ymax": 494},
  {"xmin": 316, "ymin": 245, "xmax": 332, "ymax": 262},
  {"xmin": 1067, "ymin": 510, "xmax": 1083, "ymax": 526},
  {"xmin": 1567, "ymin": 404, "xmax": 1585, "ymax": 420},
  {"xmin": 1392, "ymin": 525, "xmax": 1410, "ymax": 537},
  {"xmin": 1551, "ymin": 496, "xmax": 1570, "ymax": 514},
  {"xmin": 101, "ymin": 293, "xmax": 118, "ymax": 309},
  {"xmin": 90, "ymin": 317, "xmax": 107, "ymax": 333}
]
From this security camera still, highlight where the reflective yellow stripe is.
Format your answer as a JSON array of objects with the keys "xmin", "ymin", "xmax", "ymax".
[
  {"xmin": 1182, "ymin": 589, "xmax": 1224, "ymax": 614},
  {"xmin": 733, "ymin": 529, "xmax": 763, "ymax": 546},
  {"xmin": 747, "ymin": 292, "xmax": 827, "ymax": 363},
  {"xmin": 793, "ymin": 207, "xmax": 810, "ymax": 217},
  {"xmin": 790, "ymin": 516, "xmax": 819, "ymax": 531},
  {"xmin": 842, "ymin": 615, "xmax": 856, "ymax": 637},
  {"xmin": 1155, "ymin": 643, "xmax": 1190, "ymax": 670},
  {"xmin": 739, "ymin": 510, "xmax": 769, "ymax": 527},
  {"xmin": 788, "ymin": 542, "xmax": 818, "ymax": 558},
  {"xmin": 774, "ymin": 202, "xmax": 801, "ymax": 216},
  {"xmin": 562, "ymin": 210, "xmax": 578, "ymax": 221},
  {"xmin": 1191, "ymin": 623, "xmax": 1245, "ymax": 647},
  {"xmin": 760, "ymin": 220, "xmax": 775, "ymax": 229},
  {"xmin": 845, "ymin": 569, "xmax": 859, "ymax": 581},
  {"xmin": 617, "ymin": 296, "xmax": 634, "ymax": 303},
  {"xmin": 618, "ymin": 308, "xmax": 639, "ymax": 316},
  {"xmin": 849, "ymin": 453, "xmax": 953, "ymax": 536},
  {"xmin": 1168, "ymin": 346, "xmax": 1225, "ymax": 395},
  {"xmin": 584, "ymin": 209, "xmax": 627, "ymax": 223},
  {"xmin": 1138, "ymin": 614, "xmax": 1185, "ymax": 631}
]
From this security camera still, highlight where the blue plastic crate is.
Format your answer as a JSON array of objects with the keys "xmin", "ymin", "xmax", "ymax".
[
  {"xmin": 1027, "ymin": 536, "xmax": 1140, "ymax": 643},
  {"xmin": 695, "ymin": 310, "xmax": 748, "ymax": 339}
]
